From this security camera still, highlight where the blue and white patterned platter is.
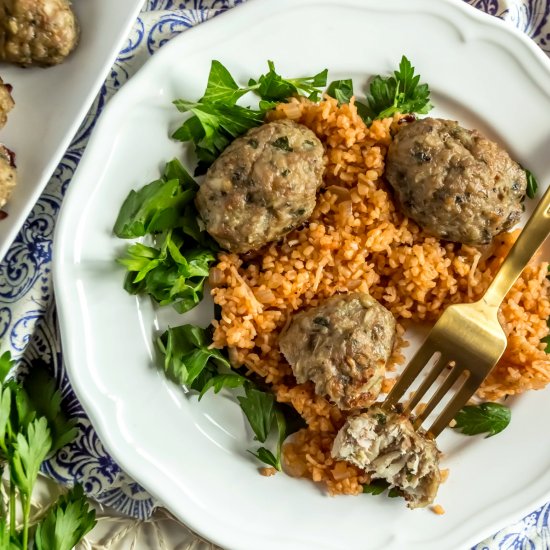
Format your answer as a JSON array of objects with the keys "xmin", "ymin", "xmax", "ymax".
[{"xmin": 51, "ymin": 0, "xmax": 550, "ymax": 548}]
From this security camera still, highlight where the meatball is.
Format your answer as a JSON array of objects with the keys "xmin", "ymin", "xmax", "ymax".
[
  {"xmin": 195, "ymin": 120, "xmax": 325, "ymax": 253},
  {"xmin": 0, "ymin": 0, "xmax": 80, "ymax": 67},
  {"xmin": 0, "ymin": 144, "xmax": 17, "ymax": 208},
  {"xmin": 332, "ymin": 407, "xmax": 441, "ymax": 509},
  {"xmin": 0, "ymin": 77, "xmax": 14, "ymax": 128},
  {"xmin": 279, "ymin": 292, "xmax": 396, "ymax": 409},
  {"xmin": 386, "ymin": 118, "xmax": 527, "ymax": 245}
]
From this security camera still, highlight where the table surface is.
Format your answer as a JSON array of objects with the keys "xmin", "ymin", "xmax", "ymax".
[{"xmin": 1, "ymin": 0, "xmax": 549, "ymax": 548}]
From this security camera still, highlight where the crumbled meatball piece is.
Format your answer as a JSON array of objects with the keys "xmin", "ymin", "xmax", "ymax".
[
  {"xmin": 279, "ymin": 292, "xmax": 396, "ymax": 409},
  {"xmin": 196, "ymin": 120, "xmax": 325, "ymax": 253},
  {"xmin": 332, "ymin": 407, "xmax": 441, "ymax": 508},
  {"xmin": 0, "ymin": 0, "xmax": 80, "ymax": 67},
  {"xmin": 386, "ymin": 118, "xmax": 527, "ymax": 245}
]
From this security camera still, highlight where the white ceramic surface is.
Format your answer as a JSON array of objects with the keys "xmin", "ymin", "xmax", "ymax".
[
  {"xmin": 54, "ymin": 1, "xmax": 550, "ymax": 549},
  {"xmin": 0, "ymin": 0, "xmax": 145, "ymax": 261}
]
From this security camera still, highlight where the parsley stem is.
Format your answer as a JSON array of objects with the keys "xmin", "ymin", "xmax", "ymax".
[
  {"xmin": 9, "ymin": 480, "xmax": 16, "ymax": 537},
  {"xmin": 22, "ymin": 493, "xmax": 31, "ymax": 550}
]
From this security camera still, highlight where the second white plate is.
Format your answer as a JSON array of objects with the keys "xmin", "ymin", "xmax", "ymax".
[{"xmin": 0, "ymin": 0, "xmax": 144, "ymax": 261}]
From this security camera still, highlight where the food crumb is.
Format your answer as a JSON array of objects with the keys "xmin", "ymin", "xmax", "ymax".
[
  {"xmin": 260, "ymin": 467, "xmax": 278, "ymax": 477},
  {"xmin": 448, "ymin": 419, "xmax": 457, "ymax": 428},
  {"xmin": 440, "ymin": 469, "xmax": 449, "ymax": 483},
  {"xmin": 431, "ymin": 504, "xmax": 445, "ymax": 515}
]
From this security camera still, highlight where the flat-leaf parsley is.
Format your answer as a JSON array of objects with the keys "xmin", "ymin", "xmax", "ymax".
[{"xmin": 453, "ymin": 402, "xmax": 511, "ymax": 438}]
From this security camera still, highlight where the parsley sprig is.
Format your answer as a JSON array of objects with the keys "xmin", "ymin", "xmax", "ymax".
[
  {"xmin": 156, "ymin": 325, "xmax": 230, "ymax": 390},
  {"xmin": 326, "ymin": 56, "xmax": 432, "ymax": 124},
  {"xmin": 453, "ymin": 402, "xmax": 511, "ymax": 438},
  {"xmin": 248, "ymin": 60, "xmax": 327, "ymax": 103},
  {"xmin": 326, "ymin": 79, "xmax": 354, "ymax": 106},
  {"xmin": 172, "ymin": 60, "xmax": 327, "ymax": 174},
  {"xmin": 114, "ymin": 159, "xmax": 218, "ymax": 314},
  {"xmin": 524, "ymin": 167, "xmax": 538, "ymax": 199},
  {"xmin": 34, "ymin": 485, "xmax": 96, "ymax": 550},
  {"xmin": 363, "ymin": 56, "xmax": 432, "ymax": 122},
  {"xmin": 362, "ymin": 479, "xmax": 400, "ymax": 498},
  {"xmin": 156, "ymin": 324, "xmax": 305, "ymax": 471},
  {"xmin": 0, "ymin": 351, "xmax": 95, "ymax": 549}
]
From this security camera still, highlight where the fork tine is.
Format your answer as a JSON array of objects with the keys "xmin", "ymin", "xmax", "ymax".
[
  {"xmin": 404, "ymin": 353, "xmax": 449, "ymax": 414},
  {"xmin": 413, "ymin": 364, "xmax": 464, "ymax": 429},
  {"xmin": 427, "ymin": 371, "xmax": 477, "ymax": 438},
  {"xmin": 383, "ymin": 344, "xmax": 437, "ymax": 409}
]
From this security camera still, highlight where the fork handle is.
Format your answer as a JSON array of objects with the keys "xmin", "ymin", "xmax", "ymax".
[{"xmin": 483, "ymin": 184, "xmax": 550, "ymax": 308}]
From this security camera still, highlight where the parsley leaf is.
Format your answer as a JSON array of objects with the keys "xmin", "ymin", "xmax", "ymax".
[
  {"xmin": 0, "ymin": 385, "xmax": 12, "ymax": 456},
  {"xmin": 249, "ymin": 60, "xmax": 328, "ymax": 102},
  {"xmin": 5, "ymin": 379, "xmax": 36, "ymax": 444},
  {"xmin": 155, "ymin": 322, "xmax": 293, "ymax": 472},
  {"xmin": 114, "ymin": 159, "xmax": 197, "ymax": 239},
  {"xmin": 172, "ymin": 60, "xmax": 328, "ymax": 173},
  {"xmin": 0, "ymin": 350, "xmax": 13, "ymax": 383},
  {"xmin": 524, "ymin": 167, "xmax": 538, "ymax": 199},
  {"xmin": 247, "ymin": 399, "xmax": 286, "ymax": 471},
  {"xmin": 10, "ymin": 417, "xmax": 52, "ymax": 497},
  {"xmin": 237, "ymin": 385, "xmax": 275, "ymax": 443},
  {"xmin": 172, "ymin": 99, "xmax": 264, "ymax": 174},
  {"xmin": 326, "ymin": 79, "xmax": 354, "ymax": 105},
  {"xmin": 119, "ymin": 226, "xmax": 216, "ymax": 314},
  {"xmin": 198, "ymin": 373, "xmax": 248, "ymax": 400},
  {"xmin": 248, "ymin": 447, "xmax": 279, "ymax": 469},
  {"xmin": 34, "ymin": 484, "xmax": 96, "ymax": 550},
  {"xmin": 23, "ymin": 361, "xmax": 78, "ymax": 454},
  {"xmin": 0, "ymin": 348, "xmax": 89, "ymax": 550},
  {"xmin": 157, "ymin": 325, "xmax": 230, "ymax": 389},
  {"xmin": 0, "ymin": 518, "xmax": 8, "ymax": 549},
  {"xmin": 115, "ymin": 159, "xmax": 217, "ymax": 313},
  {"xmin": 201, "ymin": 60, "xmax": 250, "ymax": 105},
  {"xmin": 362, "ymin": 479, "xmax": 390, "ymax": 495},
  {"xmin": 362, "ymin": 55, "xmax": 432, "ymax": 123},
  {"xmin": 453, "ymin": 402, "xmax": 511, "ymax": 438}
]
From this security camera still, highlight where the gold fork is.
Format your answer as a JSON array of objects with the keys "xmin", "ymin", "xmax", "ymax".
[{"xmin": 383, "ymin": 184, "xmax": 550, "ymax": 438}]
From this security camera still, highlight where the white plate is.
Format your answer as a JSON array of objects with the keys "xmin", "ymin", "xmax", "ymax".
[
  {"xmin": 0, "ymin": 0, "xmax": 144, "ymax": 261},
  {"xmin": 53, "ymin": 1, "xmax": 550, "ymax": 549}
]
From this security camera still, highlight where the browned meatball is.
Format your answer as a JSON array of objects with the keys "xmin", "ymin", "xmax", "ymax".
[
  {"xmin": 195, "ymin": 120, "xmax": 325, "ymax": 253},
  {"xmin": 332, "ymin": 407, "xmax": 441, "ymax": 509},
  {"xmin": 0, "ymin": 77, "xmax": 14, "ymax": 129},
  {"xmin": 279, "ymin": 292, "xmax": 396, "ymax": 410},
  {"xmin": 386, "ymin": 118, "xmax": 527, "ymax": 245},
  {"xmin": 0, "ymin": 0, "xmax": 79, "ymax": 67},
  {"xmin": 0, "ymin": 144, "xmax": 16, "ymax": 208}
]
